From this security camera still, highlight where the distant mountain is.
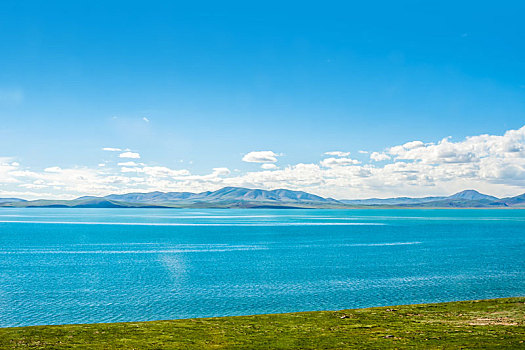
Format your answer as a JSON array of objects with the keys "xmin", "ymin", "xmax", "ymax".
[
  {"xmin": 400, "ymin": 190, "xmax": 503, "ymax": 208},
  {"xmin": 106, "ymin": 187, "xmax": 340, "ymax": 208},
  {"xmin": 496, "ymin": 193, "xmax": 525, "ymax": 207},
  {"xmin": 402, "ymin": 198, "xmax": 504, "ymax": 208},
  {"xmin": 190, "ymin": 187, "xmax": 339, "ymax": 204},
  {"xmin": 0, "ymin": 197, "xmax": 164, "ymax": 209},
  {"xmin": 0, "ymin": 198, "xmax": 26, "ymax": 204},
  {"xmin": 105, "ymin": 191, "xmax": 196, "ymax": 203},
  {"xmin": 67, "ymin": 197, "xmax": 133, "ymax": 208},
  {"xmin": 447, "ymin": 190, "xmax": 498, "ymax": 201},
  {"xmin": 342, "ymin": 190, "xmax": 512, "ymax": 208},
  {"xmin": 0, "ymin": 187, "xmax": 523, "ymax": 208},
  {"xmin": 340, "ymin": 196, "xmax": 445, "ymax": 206}
]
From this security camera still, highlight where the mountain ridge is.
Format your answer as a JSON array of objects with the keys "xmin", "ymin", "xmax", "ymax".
[
  {"xmin": 105, "ymin": 186, "xmax": 340, "ymax": 205},
  {"xmin": 0, "ymin": 188, "xmax": 524, "ymax": 208}
]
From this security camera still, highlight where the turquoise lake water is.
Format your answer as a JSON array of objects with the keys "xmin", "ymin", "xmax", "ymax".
[{"xmin": 0, "ymin": 208, "xmax": 524, "ymax": 327}]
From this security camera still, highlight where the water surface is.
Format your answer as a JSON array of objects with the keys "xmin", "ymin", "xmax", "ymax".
[{"xmin": 0, "ymin": 208, "xmax": 523, "ymax": 327}]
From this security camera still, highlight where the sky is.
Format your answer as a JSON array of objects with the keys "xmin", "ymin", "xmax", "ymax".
[{"xmin": 0, "ymin": 1, "xmax": 524, "ymax": 200}]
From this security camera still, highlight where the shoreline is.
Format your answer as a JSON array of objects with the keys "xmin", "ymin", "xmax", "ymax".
[
  {"xmin": 1, "ymin": 206, "xmax": 525, "ymax": 210},
  {"xmin": 2, "ymin": 297, "xmax": 523, "ymax": 349}
]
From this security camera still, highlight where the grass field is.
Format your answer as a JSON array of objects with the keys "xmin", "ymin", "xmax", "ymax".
[{"xmin": 1, "ymin": 297, "xmax": 523, "ymax": 349}]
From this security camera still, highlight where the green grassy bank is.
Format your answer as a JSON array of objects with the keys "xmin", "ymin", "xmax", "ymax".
[{"xmin": 1, "ymin": 297, "xmax": 523, "ymax": 349}]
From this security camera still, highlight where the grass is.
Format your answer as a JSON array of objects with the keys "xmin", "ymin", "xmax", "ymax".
[{"xmin": 0, "ymin": 297, "xmax": 523, "ymax": 349}]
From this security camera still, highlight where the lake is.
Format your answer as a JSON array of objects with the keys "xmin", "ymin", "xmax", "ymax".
[{"xmin": 0, "ymin": 208, "xmax": 523, "ymax": 327}]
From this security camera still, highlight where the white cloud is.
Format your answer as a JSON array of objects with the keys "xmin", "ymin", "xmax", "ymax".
[
  {"xmin": 210, "ymin": 168, "xmax": 229, "ymax": 176},
  {"xmin": 242, "ymin": 151, "xmax": 278, "ymax": 163},
  {"xmin": 102, "ymin": 147, "xmax": 122, "ymax": 152},
  {"xmin": 320, "ymin": 157, "xmax": 360, "ymax": 167},
  {"xmin": 261, "ymin": 163, "xmax": 278, "ymax": 170},
  {"xmin": 6, "ymin": 166, "xmax": 125, "ymax": 199},
  {"xmin": 370, "ymin": 152, "xmax": 391, "ymax": 161},
  {"xmin": 19, "ymin": 183, "xmax": 48, "ymax": 189},
  {"xmin": 143, "ymin": 117, "xmax": 150, "ymax": 122},
  {"xmin": 119, "ymin": 152, "xmax": 141, "ymax": 159},
  {"xmin": 120, "ymin": 167, "xmax": 141, "ymax": 173},
  {"xmin": 403, "ymin": 140, "xmax": 425, "ymax": 149},
  {"xmin": 142, "ymin": 166, "xmax": 190, "ymax": 177},
  {"xmin": 386, "ymin": 129, "xmax": 525, "ymax": 165},
  {"xmin": 2, "ymin": 126, "xmax": 525, "ymax": 200},
  {"xmin": 120, "ymin": 166, "xmax": 190, "ymax": 177},
  {"xmin": 118, "ymin": 161, "xmax": 139, "ymax": 166},
  {"xmin": 358, "ymin": 150, "xmax": 369, "ymax": 154},
  {"xmin": 324, "ymin": 151, "xmax": 350, "ymax": 157},
  {"xmin": 0, "ymin": 159, "xmax": 20, "ymax": 184}
]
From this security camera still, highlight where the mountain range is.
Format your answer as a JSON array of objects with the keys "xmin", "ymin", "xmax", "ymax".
[{"xmin": 0, "ymin": 187, "xmax": 523, "ymax": 208}]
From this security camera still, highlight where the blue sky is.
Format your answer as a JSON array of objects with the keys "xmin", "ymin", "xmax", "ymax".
[{"xmin": 1, "ymin": 1, "xmax": 524, "ymax": 199}]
